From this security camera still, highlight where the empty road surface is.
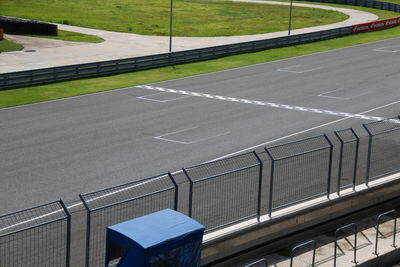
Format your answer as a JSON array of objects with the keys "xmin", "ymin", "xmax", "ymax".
[{"xmin": 0, "ymin": 37, "xmax": 399, "ymax": 214}]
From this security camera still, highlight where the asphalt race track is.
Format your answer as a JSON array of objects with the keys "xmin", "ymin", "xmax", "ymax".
[{"xmin": 1, "ymin": 37, "xmax": 399, "ymax": 214}]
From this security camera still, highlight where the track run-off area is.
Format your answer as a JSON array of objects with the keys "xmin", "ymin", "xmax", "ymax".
[
  {"xmin": 0, "ymin": 37, "xmax": 399, "ymax": 213},
  {"xmin": 0, "ymin": 0, "xmax": 378, "ymax": 73}
]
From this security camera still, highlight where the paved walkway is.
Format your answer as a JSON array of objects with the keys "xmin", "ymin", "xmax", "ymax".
[{"xmin": 0, "ymin": 0, "xmax": 378, "ymax": 73}]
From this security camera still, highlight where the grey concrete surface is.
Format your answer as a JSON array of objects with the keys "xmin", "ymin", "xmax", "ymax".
[
  {"xmin": 0, "ymin": 0, "xmax": 378, "ymax": 73},
  {"xmin": 0, "ymin": 37, "xmax": 399, "ymax": 214}
]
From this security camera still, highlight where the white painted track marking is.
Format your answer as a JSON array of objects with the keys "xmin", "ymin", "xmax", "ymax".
[
  {"xmin": 137, "ymin": 92, "xmax": 190, "ymax": 102},
  {"xmin": 277, "ymin": 65, "xmax": 324, "ymax": 73},
  {"xmin": 373, "ymin": 47, "xmax": 400, "ymax": 53},
  {"xmin": 154, "ymin": 125, "xmax": 231, "ymax": 144},
  {"xmin": 3, "ymin": 99, "xmax": 400, "ymax": 230},
  {"xmin": 136, "ymin": 85, "xmax": 387, "ymax": 121},
  {"xmin": 209, "ymin": 99, "xmax": 400, "ymax": 161},
  {"xmin": 318, "ymin": 88, "xmax": 351, "ymax": 100}
]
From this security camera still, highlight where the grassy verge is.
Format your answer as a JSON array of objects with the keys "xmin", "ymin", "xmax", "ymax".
[
  {"xmin": 268, "ymin": 0, "xmax": 400, "ymax": 19},
  {"xmin": 28, "ymin": 30, "xmax": 104, "ymax": 43},
  {"xmin": 0, "ymin": 38, "xmax": 23, "ymax": 52},
  {"xmin": 0, "ymin": 0, "xmax": 348, "ymax": 36},
  {"xmin": 0, "ymin": 27, "xmax": 399, "ymax": 108}
]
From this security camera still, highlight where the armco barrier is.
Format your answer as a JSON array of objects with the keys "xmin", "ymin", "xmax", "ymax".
[
  {"xmin": 0, "ymin": 0, "xmax": 399, "ymax": 89},
  {"xmin": 0, "ymin": 27, "xmax": 353, "ymax": 90}
]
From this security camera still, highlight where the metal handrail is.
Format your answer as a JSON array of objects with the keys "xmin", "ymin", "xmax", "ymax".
[
  {"xmin": 334, "ymin": 223, "xmax": 358, "ymax": 266},
  {"xmin": 375, "ymin": 209, "xmax": 397, "ymax": 255},
  {"xmin": 290, "ymin": 240, "xmax": 316, "ymax": 267}
]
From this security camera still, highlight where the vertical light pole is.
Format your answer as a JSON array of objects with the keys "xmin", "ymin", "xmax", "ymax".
[
  {"xmin": 169, "ymin": 0, "xmax": 173, "ymax": 52},
  {"xmin": 288, "ymin": 0, "xmax": 293, "ymax": 35}
]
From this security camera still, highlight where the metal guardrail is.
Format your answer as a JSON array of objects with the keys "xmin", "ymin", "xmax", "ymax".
[
  {"xmin": 0, "ymin": 27, "xmax": 352, "ymax": 90},
  {"xmin": 1, "ymin": 0, "xmax": 398, "ymax": 90}
]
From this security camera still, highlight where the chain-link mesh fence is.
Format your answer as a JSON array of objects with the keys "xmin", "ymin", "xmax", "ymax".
[
  {"xmin": 335, "ymin": 128, "xmax": 359, "ymax": 192},
  {"xmin": 79, "ymin": 173, "xmax": 177, "ymax": 267},
  {"xmin": 363, "ymin": 116, "xmax": 400, "ymax": 182},
  {"xmin": 183, "ymin": 152, "xmax": 262, "ymax": 231},
  {"xmin": 0, "ymin": 200, "xmax": 70, "ymax": 267},
  {"xmin": 265, "ymin": 135, "xmax": 333, "ymax": 215}
]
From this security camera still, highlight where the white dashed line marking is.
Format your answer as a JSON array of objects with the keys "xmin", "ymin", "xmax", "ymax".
[{"xmin": 136, "ymin": 85, "xmax": 389, "ymax": 121}]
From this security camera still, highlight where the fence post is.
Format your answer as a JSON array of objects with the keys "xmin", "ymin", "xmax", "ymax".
[
  {"xmin": 182, "ymin": 168, "xmax": 193, "ymax": 218},
  {"xmin": 335, "ymin": 131, "xmax": 345, "ymax": 194},
  {"xmin": 351, "ymin": 128, "xmax": 359, "ymax": 191},
  {"xmin": 60, "ymin": 200, "xmax": 71, "ymax": 267},
  {"xmin": 363, "ymin": 124, "xmax": 373, "ymax": 186},
  {"xmin": 264, "ymin": 147, "xmax": 274, "ymax": 218},
  {"xmin": 168, "ymin": 172, "xmax": 179, "ymax": 211},
  {"xmin": 79, "ymin": 194, "xmax": 91, "ymax": 267},
  {"xmin": 325, "ymin": 134, "xmax": 333, "ymax": 197},
  {"xmin": 253, "ymin": 151, "xmax": 264, "ymax": 222}
]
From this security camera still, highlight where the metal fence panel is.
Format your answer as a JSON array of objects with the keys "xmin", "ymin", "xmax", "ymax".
[
  {"xmin": 335, "ymin": 128, "xmax": 359, "ymax": 192},
  {"xmin": 0, "ymin": 200, "xmax": 70, "ymax": 267},
  {"xmin": 265, "ymin": 135, "xmax": 333, "ymax": 215},
  {"xmin": 79, "ymin": 173, "xmax": 177, "ymax": 267},
  {"xmin": 363, "ymin": 116, "xmax": 400, "ymax": 182},
  {"xmin": 183, "ymin": 152, "xmax": 262, "ymax": 231}
]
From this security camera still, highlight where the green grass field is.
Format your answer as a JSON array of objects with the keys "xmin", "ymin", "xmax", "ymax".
[
  {"xmin": 0, "ymin": 0, "xmax": 348, "ymax": 36},
  {"xmin": 28, "ymin": 30, "xmax": 104, "ymax": 43},
  {"xmin": 0, "ymin": 39, "xmax": 23, "ymax": 52},
  {"xmin": 271, "ymin": 0, "xmax": 400, "ymax": 19},
  {"xmin": 0, "ymin": 26, "xmax": 399, "ymax": 108}
]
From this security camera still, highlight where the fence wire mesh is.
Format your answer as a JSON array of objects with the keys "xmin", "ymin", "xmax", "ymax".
[
  {"xmin": 0, "ymin": 200, "xmax": 70, "ymax": 267},
  {"xmin": 363, "ymin": 116, "xmax": 400, "ymax": 182},
  {"xmin": 79, "ymin": 173, "xmax": 177, "ymax": 267},
  {"xmin": 265, "ymin": 135, "xmax": 332, "ymax": 213},
  {"xmin": 184, "ymin": 152, "xmax": 262, "ymax": 231},
  {"xmin": 335, "ymin": 128, "xmax": 359, "ymax": 192}
]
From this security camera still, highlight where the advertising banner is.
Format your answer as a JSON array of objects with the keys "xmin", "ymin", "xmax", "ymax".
[{"xmin": 352, "ymin": 17, "xmax": 400, "ymax": 33}]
